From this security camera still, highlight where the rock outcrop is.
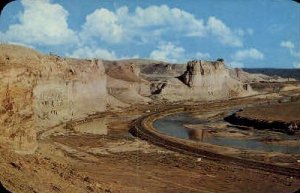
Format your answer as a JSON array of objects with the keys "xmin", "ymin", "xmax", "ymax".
[
  {"xmin": 33, "ymin": 58, "xmax": 107, "ymax": 130},
  {"xmin": 152, "ymin": 60, "xmax": 254, "ymax": 100},
  {"xmin": 179, "ymin": 60, "xmax": 230, "ymax": 88},
  {"xmin": 0, "ymin": 45, "xmax": 257, "ymax": 153},
  {"xmin": 0, "ymin": 44, "xmax": 107, "ymax": 153},
  {"xmin": 104, "ymin": 61, "xmax": 151, "ymax": 105}
]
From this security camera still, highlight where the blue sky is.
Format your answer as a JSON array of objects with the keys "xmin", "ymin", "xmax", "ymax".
[{"xmin": 0, "ymin": 0, "xmax": 299, "ymax": 68}]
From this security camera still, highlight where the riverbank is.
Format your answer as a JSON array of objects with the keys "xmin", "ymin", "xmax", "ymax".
[
  {"xmin": 224, "ymin": 101, "xmax": 300, "ymax": 135},
  {"xmin": 130, "ymin": 95, "xmax": 300, "ymax": 175}
]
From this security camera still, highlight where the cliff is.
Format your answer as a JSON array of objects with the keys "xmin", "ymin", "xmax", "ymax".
[
  {"xmin": 0, "ymin": 44, "xmax": 107, "ymax": 153},
  {"xmin": 104, "ymin": 60, "xmax": 152, "ymax": 105},
  {"xmin": 179, "ymin": 60, "xmax": 231, "ymax": 88},
  {"xmin": 0, "ymin": 45, "xmax": 257, "ymax": 153},
  {"xmin": 151, "ymin": 60, "xmax": 254, "ymax": 100}
]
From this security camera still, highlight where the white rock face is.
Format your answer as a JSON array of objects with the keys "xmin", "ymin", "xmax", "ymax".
[
  {"xmin": 0, "ymin": 45, "xmax": 108, "ymax": 153},
  {"xmin": 33, "ymin": 59, "xmax": 107, "ymax": 129},
  {"xmin": 159, "ymin": 60, "xmax": 255, "ymax": 100},
  {"xmin": 180, "ymin": 60, "xmax": 230, "ymax": 88}
]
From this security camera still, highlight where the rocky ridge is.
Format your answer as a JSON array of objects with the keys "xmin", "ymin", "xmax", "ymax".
[
  {"xmin": 149, "ymin": 60, "xmax": 254, "ymax": 101},
  {"xmin": 0, "ymin": 44, "xmax": 266, "ymax": 153},
  {"xmin": 0, "ymin": 44, "xmax": 108, "ymax": 153}
]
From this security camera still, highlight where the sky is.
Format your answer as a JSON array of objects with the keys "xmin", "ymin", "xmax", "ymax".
[{"xmin": 0, "ymin": 0, "xmax": 299, "ymax": 68}]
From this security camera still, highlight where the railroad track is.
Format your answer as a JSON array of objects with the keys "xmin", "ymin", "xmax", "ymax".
[{"xmin": 130, "ymin": 109, "xmax": 300, "ymax": 178}]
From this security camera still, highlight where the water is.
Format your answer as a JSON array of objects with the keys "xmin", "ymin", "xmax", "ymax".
[{"xmin": 153, "ymin": 112, "xmax": 300, "ymax": 154}]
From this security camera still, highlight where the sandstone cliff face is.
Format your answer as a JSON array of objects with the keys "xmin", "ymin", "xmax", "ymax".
[
  {"xmin": 179, "ymin": 60, "xmax": 229, "ymax": 88},
  {"xmin": 33, "ymin": 58, "xmax": 107, "ymax": 130},
  {"xmin": 153, "ymin": 60, "xmax": 254, "ymax": 100},
  {"xmin": 104, "ymin": 61, "xmax": 151, "ymax": 105},
  {"xmin": 0, "ymin": 45, "xmax": 107, "ymax": 153},
  {"xmin": 0, "ymin": 45, "xmax": 41, "ymax": 153}
]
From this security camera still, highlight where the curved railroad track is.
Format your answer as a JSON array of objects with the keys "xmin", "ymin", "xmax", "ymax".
[{"xmin": 130, "ymin": 106, "xmax": 300, "ymax": 178}]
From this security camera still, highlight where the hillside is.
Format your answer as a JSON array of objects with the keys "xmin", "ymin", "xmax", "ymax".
[{"xmin": 243, "ymin": 68, "xmax": 300, "ymax": 80}]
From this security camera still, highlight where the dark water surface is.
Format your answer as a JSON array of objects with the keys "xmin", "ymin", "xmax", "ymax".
[{"xmin": 153, "ymin": 113, "xmax": 300, "ymax": 154}]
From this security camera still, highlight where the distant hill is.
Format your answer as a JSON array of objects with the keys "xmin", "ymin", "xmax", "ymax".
[{"xmin": 243, "ymin": 68, "xmax": 300, "ymax": 80}]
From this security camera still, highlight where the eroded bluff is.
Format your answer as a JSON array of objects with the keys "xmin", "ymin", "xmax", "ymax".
[
  {"xmin": 0, "ymin": 45, "xmax": 107, "ymax": 153},
  {"xmin": 0, "ymin": 45, "xmax": 255, "ymax": 153},
  {"xmin": 151, "ymin": 60, "xmax": 254, "ymax": 100}
]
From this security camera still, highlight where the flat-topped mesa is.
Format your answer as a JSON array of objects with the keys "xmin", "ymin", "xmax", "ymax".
[{"xmin": 179, "ymin": 60, "xmax": 228, "ymax": 88}]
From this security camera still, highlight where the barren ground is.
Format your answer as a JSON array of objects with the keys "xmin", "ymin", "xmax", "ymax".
[
  {"xmin": 237, "ymin": 101, "xmax": 300, "ymax": 122},
  {"xmin": 1, "ymin": 91, "xmax": 300, "ymax": 193}
]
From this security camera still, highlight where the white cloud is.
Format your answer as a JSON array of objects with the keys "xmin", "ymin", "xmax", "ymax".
[
  {"xmin": 129, "ymin": 5, "xmax": 206, "ymax": 37},
  {"xmin": 80, "ymin": 5, "xmax": 207, "ymax": 44},
  {"xmin": 69, "ymin": 46, "xmax": 116, "ymax": 60},
  {"xmin": 80, "ymin": 6, "xmax": 246, "ymax": 47},
  {"xmin": 195, "ymin": 52, "xmax": 210, "ymax": 59},
  {"xmin": 280, "ymin": 41, "xmax": 295, "ymax": 50},
  {"xmin": 232, "ymin": 48, "xmax": 264, "ymax": 61},
  {"xmin": 149, "ymin": 42, "xmax": 186, "ymax": 63},
  {"xmin": 293, "ymin": 62, "xmax": 300, "ymax": 68},
  {"xmin": 280, "ymin": 40, "xmax": 300, "ymax": 58},
  {"xmin": 207, "ymin": 17, "xmax": 243, "ymax": 47},
  {"xmin": 68, "ymin": 46, "xmax": 140, "ymax": 60},
  {"xmin": 292, "ymin": 51, "xmax": 300, "ymax": 58},
  {"xmin": 0, "ymin": 0, "xmax": 77, "ymax": 46},
  {"xmin": 80, "ymin": 8, "xmax": 123, "ymax": 43},
  {"xmin": 0, "ymin": 2, "xmax": 252, "ymax": 61},
  {"xmin": 281, "ymin": 40, "xmax": 300, "ymax": 68}
]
